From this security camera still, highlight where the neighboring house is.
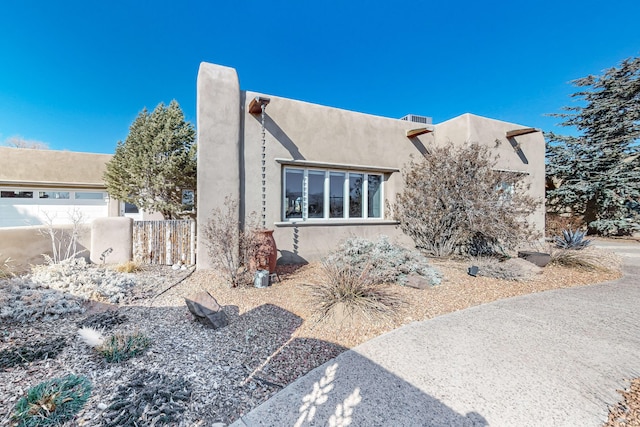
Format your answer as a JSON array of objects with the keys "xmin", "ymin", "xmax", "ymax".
[
  {"xmin": 196, "ymin": 62, "xmax": 546, "ymax": 267},
  {"xmin": 0, "ymin": 147, "xmax": 161, "ymax": 227}
]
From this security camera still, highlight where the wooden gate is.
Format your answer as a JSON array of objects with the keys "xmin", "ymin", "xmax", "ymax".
[{"xmin": 133, "ymin": 220, "xmax": 196, "ymax": 265}]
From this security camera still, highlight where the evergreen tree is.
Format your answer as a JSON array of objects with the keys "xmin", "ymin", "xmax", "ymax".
[
  {"xmin": 105, "ymin": 100, "xmax": 196, "ymax": 219},
  {"xmin": 547, "ymin": 56, "xmax": 640, "ymax": 235}
]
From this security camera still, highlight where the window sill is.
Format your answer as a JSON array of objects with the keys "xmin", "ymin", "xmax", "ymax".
[{"xmin": 274, "ymin": 219, "xmax": 399, "ymax": 227}]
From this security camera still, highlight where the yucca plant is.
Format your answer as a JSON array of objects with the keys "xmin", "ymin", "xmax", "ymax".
[
  {"xmin": 554, "ymin": 228, "xmax": 592, "ymax": 250},
  {"xmin": 12, "ymin": 374, "xmax": 91, "ymax": 426}
]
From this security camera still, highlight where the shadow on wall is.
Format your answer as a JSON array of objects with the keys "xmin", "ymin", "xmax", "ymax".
[
  {"xmin": 507, "ymin": 137, "xmax": 529, "ymax": 165},
  {"xmin": 408, "ymin": 136, "xmax": 430, "ymax": 157},
  {"xmin": 252, "ymin": 113, "xmax": 306, "ymax": 161}
]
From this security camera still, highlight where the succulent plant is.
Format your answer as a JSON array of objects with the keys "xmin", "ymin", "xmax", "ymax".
[{"xmin": 554, "ymin": 228, "xmax": 592, "ymax": 250}]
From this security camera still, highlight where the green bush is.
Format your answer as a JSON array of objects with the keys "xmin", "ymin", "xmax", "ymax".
[
  {"xmin": 324, "ymin": 236, "xmax": 441, "ymax": 286},
  {"xmin": 12, "ymin": 374, "xmax": 91, "ymax": 426}
]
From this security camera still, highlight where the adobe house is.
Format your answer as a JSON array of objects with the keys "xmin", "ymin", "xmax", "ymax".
[{"xmin": 196, "ymin": 62, "xmax": 545, "ymax": 268}]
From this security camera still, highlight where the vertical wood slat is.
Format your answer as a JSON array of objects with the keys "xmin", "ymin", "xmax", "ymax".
[{"xmin": 132, "ymin": 220, "xmax": 196, "ymax": 265}]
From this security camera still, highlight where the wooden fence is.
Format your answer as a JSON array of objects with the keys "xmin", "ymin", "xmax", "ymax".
[{"xmin": 133, "ymin": 220, "xmax": 196, "ymax": 265}]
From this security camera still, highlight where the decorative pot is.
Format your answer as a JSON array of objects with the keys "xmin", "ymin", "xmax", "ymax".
[{"xmin": 252, "ymin": 229, "xmax": 278, "ymax": 274}]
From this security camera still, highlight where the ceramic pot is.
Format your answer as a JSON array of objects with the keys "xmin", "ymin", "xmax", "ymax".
[{"xmin": 253, "ymin": 229, "xmax": 278, "ymax": 273}]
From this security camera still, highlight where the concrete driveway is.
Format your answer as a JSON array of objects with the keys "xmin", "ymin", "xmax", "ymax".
[{"xmin": 232, "ymin": 240, "xmax": 640, "ymax": 427}]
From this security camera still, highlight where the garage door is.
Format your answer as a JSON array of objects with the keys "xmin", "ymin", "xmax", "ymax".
[{"xmin": 0, "ymin": 188, "xmax": 109, "ymax": 227}]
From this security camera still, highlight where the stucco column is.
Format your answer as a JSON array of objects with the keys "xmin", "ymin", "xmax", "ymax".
[{"xmin": 196, "ymin": 63, "xmax": 241, "ymax": 269}]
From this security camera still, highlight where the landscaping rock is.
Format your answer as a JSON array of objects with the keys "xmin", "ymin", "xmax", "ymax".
[
  {"xmin": 507, "ymin": 257, "xmax": 543, "ymax": 275},
  {"xmin": 517, "ymin": 251, "xmax": 551, "ymax": 268},
  {"xmin": 185, "ymin": 292, "xmax": 229, "ymax": 329},
  {"xmin": 405, "ymin": 274, "xmax": 433, "ymax": 290}
]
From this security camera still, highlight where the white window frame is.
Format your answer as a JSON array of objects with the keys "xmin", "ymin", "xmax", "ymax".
[{"xmin": 282, "ymin": 167, "xmax": 384, "ymax": 222}]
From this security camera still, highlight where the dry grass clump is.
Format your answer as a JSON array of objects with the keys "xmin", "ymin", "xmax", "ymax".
[
  {"xmin": 11, "ymin": 374, "xmax": 92, "ymax": 426},
  {"xmin": 0, "ymin": 254, "xmax": 14, "ymax": 279},
  {"xmin": 306, "ymin": 262, "xmax": 405, "ymax": 324},
  {"xmin": 548, "ymin": 246, "xmax": 620, "ymax": 272},
  {"xmin": 113, "ymin": 260, "xmax": 143, "ymax": 273}
]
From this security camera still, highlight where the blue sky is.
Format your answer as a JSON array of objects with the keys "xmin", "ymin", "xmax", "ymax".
[{"xmin": 1, "ymin": 1, "xmax": 639, "ymax": 154}]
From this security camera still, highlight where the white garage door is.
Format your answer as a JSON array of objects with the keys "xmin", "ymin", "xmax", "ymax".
[{"xmin": 0, "ymin": 188, "xmax": 109, "ymax": 227}]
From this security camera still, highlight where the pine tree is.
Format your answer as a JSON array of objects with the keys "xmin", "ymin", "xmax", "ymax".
[
  {"xmin": 547, "ymin": 56, "xmax": 640, "ymax": 236},
  {"xmin": 104, "ymin": 100, "xmax": 196, "ymax": 219}
]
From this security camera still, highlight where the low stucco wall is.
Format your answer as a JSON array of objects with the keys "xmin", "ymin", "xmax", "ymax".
[
  {"xmin": 90, "ymin": 217, "xmax": 133, "ymax": 265},
  {"xmin": 0, "ymin": 224, "xmax": 91, "ymax": 273},
  {"xmin": 0, "ymin": 218, "xmax": 135, "ymax": 273}
]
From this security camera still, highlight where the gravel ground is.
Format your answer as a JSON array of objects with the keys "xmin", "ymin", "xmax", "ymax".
[{"xmin": 0, "ymin": 250, "xmax": 625, "ymax": 426}]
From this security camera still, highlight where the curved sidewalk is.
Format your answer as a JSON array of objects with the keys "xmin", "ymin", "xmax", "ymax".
[{"xmin": 232, "ymin": 241, "xmax": 640, "ymax": 426}]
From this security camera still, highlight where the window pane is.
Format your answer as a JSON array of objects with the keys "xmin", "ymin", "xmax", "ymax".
[
  {"xmin": 368, "ymin": 174, "xmax": 382, "ymax": 218},
  {"xmin": 75, "ymin": 192, "xmax": 105, "ymax": 200},
  {"xmin": 329, "ymin": 172, "xmax": 345, "ymax": 218},
  {"xmin": 308, "ymin": 171, "xmax": 325, "ymax": 218},
  {"xmin": 349, "ymin": 173, "xmax": 363, "ymax": 218},
  {"xmin": 124, "ymin": 202, "xmax": 139, "ymax": 214},
  {"xmin": 39, "ymin": 191, "xmax": 70, "ymax": 200},
  {"xmin": 285, "ymin": 169, "xmax": 303, "ymax": 219},
  {"xmin": 1, "ymin": 191, "xmax": 33, "ymax": 198}
]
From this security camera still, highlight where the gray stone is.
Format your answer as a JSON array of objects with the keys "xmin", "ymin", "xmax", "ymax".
[
  {"xmin": 517, "ymin": 250, "xmax": 551, "ymax": 267},
  {"xmin": 185, "ymin": 291, "xmax": 229, "ymax": 329},
  {"xmin": 405, "ymin": 274, "xmax": 431, "ymax": 290}
]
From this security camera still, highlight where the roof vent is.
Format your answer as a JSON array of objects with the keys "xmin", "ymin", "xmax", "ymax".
[{"xmin": 400, "ymin": 114, "xmax": 432, "ymax": 125}]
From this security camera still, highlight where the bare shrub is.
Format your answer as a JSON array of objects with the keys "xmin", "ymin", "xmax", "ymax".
[
  {"xmin": 324, "ymin": 236, "xmax": 441, "ymax": 286},
  {"xmin": 202, "ymin": 197, "xmax": 260, "ymax": 287},
  {"xmin": 307, "ymin": 262, "xmax": 405, "ymax": 323},
  {"xmin": 39, "ymin": 209, "xmax": 86, "ymax": 264},
  {"xmin": 392, "ymin": 142, "xmax": 541, "ymax": 257}
]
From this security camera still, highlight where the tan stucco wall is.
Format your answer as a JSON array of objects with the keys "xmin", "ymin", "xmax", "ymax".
[
  {"xmin": 0, "ymin": 224, "xmax": 91, "ymax": 272},
  {"xmin": 196, "ymin": 62, "xmax": 546, "ymax": 266},
  {"xmin": 196, "ymin": 63, "xmax": 241, "ymax": 269},
  {"xmin": 90, "ymin": 217, "xmax": 133, "ymax": 264}
]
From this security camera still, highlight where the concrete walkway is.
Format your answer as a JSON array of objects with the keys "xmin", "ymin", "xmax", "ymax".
[{"xmin": 232, "ymin": 240, "xmax": 640, "ymax": 427}]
